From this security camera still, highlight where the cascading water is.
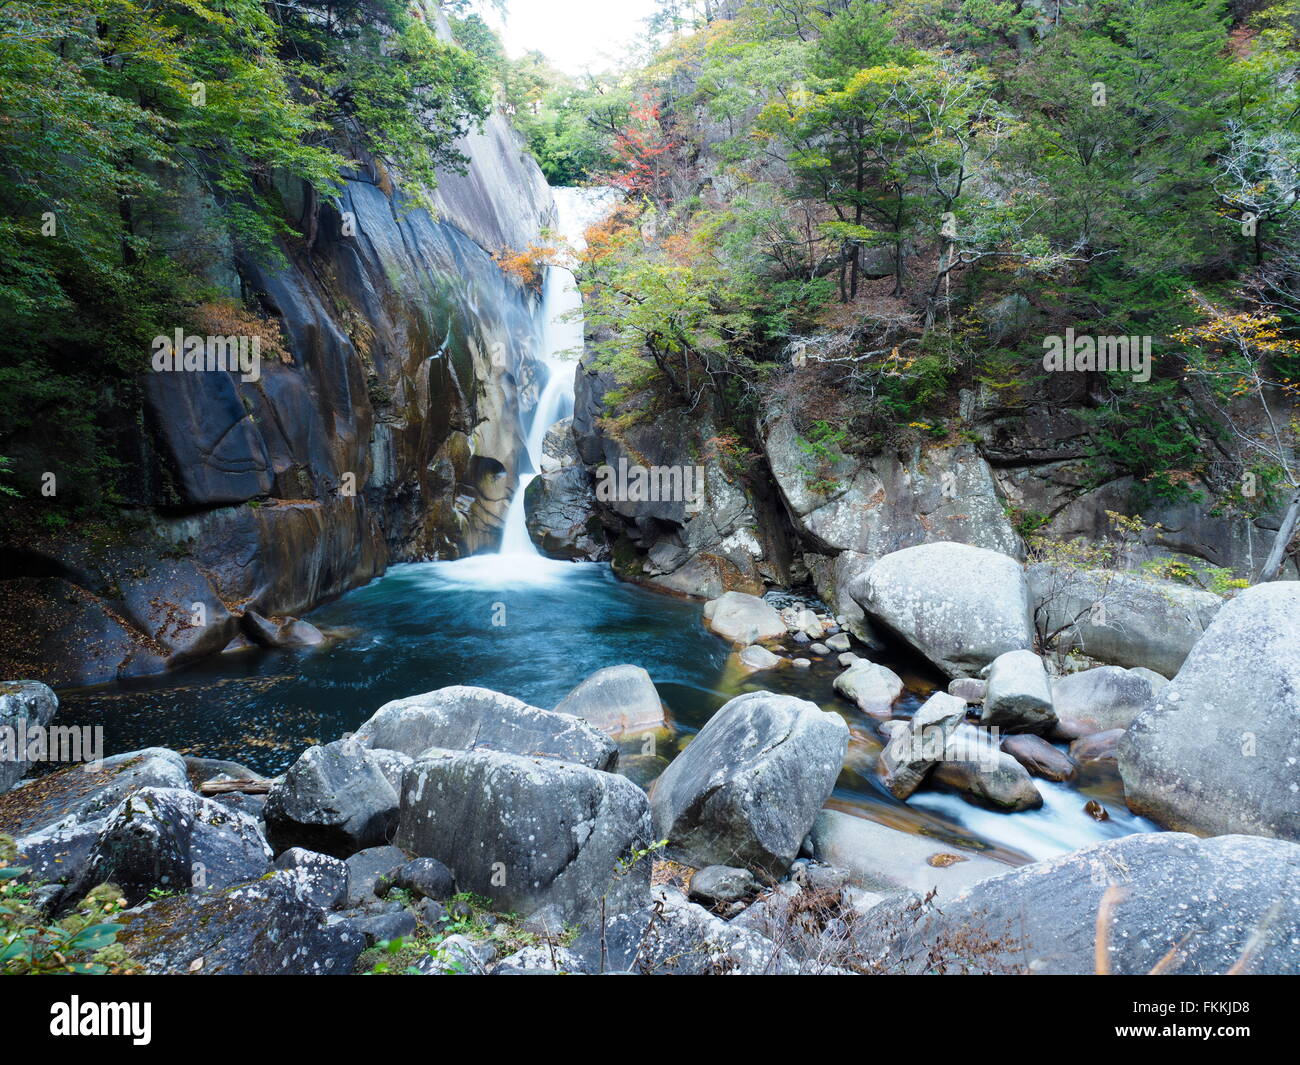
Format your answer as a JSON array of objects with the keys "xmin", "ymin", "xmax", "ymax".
[
  {"xmin": 493, "ymin": 186, "xmax": 622, "ymax": 573},
  {"xmin": 496, "ymin": 264, "xmax": 584, "ymax": 557}
]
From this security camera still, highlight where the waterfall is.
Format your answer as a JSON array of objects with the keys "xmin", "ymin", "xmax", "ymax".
[
  {"xmin": 497, "ymin": 265, "xmax": 584, "ymax": 555},
  {"xmin": 494, "ymin": 186, "xmax": 621, "ymax": 569}
]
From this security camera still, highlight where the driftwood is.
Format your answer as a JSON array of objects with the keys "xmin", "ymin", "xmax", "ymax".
[{"xmin": 198, "ymin": 778, "xmax": 273, "ymax": 795}]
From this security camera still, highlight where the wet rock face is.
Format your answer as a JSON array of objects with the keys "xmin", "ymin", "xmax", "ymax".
[
  {"xmin": 1119, "ymin": 582, "xmax": 1300, "ymax": 841},
  {"xmin": 650, "ymin": 691, "xmax": 849, "ymax": 877},
  {"xmin": 3, "ymin": 90, "xmax": 556, "ymax": 687},
  {"xmin": 525, "ymin": 420, "xmax": 608, "ymax": 560},
  {"xmin": 569, "ymin": 358, "xmax": 779, "ymax": 597},
  {"xmin": 863, "ymin": 832, "xmax": 1300, "ymax": 975},
  {"xmin": 396, "ymin": 748, "xmax": 652, "ymax": 923}
]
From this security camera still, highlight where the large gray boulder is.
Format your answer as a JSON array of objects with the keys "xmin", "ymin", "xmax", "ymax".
[
  {"xmin": 980, "ymin": 650, "xmax": 1057, "ymax": 733},
  {"xmin": 863, "ymin": 832, "xmax": 1300, "ymax": 974},
  {"xmin": 264, "ymin": 739, "xmax": 399, "ymax": 858},
  {"xmin": 1052, "ymin": 666, "xmax": 1155, "ymax": 736},
  {"xmin": 850, "ymin": 542, "xmax": 1033, "ymax": 678},
  {"xmin": 807, "ymin": 810, "xmax": 1009, "ymax": 896},
  {"xmin": 650, "ymin": 692, "xmax": 849, "ymax": 876},
  {"xmin": 354, "ymin": 685, "xmax": 617, "ymax": 771},
  {"xmin": 0, "ymin": 681, "xmax": 58, "ymax": 794},
  {"xmin": 553, "ymin": 664, "xmax": 666, "ymax": 736},
  {"xmin": 1119, "ymin": 583, "xmax": 1300, "ymax": 841},
  {"xmin": 1027, "ymin": 565, "xmax": 1221, "ymax": 677},
  {"xmin": 702, "ymin": 591, "xmax": 786, "ymax": 646},
  {"xmin": 118, "ymin": 869, "xmax": 366, "ymax": 975},
  {"xmin": 68, "ymin": 787, "xmax": 272, "ymax": 906},
  {"xmin": 395, "ymin": 748, "xmax": 652, "ymax": 923},
  {"xmin": 832, "ymin": 660, "xmax": 905, "ymax": 717}
]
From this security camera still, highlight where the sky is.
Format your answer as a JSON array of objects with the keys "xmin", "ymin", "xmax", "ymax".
[{"xmin": 486, "ymin": 0, "xmax": 662, "ymax": 76}]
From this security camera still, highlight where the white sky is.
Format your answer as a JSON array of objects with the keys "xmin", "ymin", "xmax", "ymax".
[{"xmin": 486, "ymin": 0, "xmax": 662, "ymax": 76}]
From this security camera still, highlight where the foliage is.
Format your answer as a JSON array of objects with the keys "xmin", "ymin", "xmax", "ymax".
[{"xmin": 0, "ymin": 834, "xmax": 137, "ymax": 974}]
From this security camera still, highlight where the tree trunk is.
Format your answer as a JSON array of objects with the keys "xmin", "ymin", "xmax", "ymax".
[{"xmin": 1258, "ymin": 487, "xmax": 1300, "ymax": 582}]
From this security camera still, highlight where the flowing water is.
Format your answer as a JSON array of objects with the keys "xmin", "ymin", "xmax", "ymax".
[{"xmin": 54, "ymin": 185, "xmax": 1155, "ymax": 868}]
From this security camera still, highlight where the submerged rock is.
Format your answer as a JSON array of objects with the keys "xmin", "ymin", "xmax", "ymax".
[
  {"xmin": 807, "ymin": 810, "xmax": 1008, "ymax": 896},
  {"xmin": 354, "ymin": 685, "xmax": 617, "ymax": 771},
  {"xmin": 734, "ymin": 644, "xmax": 784, "ymax": 674},
  {"xmin": 849, "ymin": 542, "xmax": 1033, "ymax": 678},
  {"xmin": 702, "ymin": 591, "xmax": 787, "ymax": 646},
  {"xmin": 553, "ymin": 664, "xmax": 667, "ymax": 737},
  {"xmin": 1120, "ymin": 582, "xmax": 1300, "ymax": 841},
  {"xmin": 650, "ymin": 691, "xmax": 848, "ymax": 877},
  {"xmin": 833, "ymin": 660, "xmax": 905, "ymax": 717}
]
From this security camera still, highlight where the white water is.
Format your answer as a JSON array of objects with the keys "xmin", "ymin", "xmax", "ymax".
[{"xmin": 489, "ymin": 187, "xmax": 621, "ymax": 579}]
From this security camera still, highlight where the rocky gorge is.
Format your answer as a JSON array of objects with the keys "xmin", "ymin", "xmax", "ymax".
[{"xmin": 2, "ymin": 0, "xmax": 1299, "ymax": 983}]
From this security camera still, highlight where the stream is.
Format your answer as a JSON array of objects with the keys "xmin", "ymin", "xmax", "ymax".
[{"xmin": 53, "ymin": 186, "xmax": 1155, "ymax": 871}]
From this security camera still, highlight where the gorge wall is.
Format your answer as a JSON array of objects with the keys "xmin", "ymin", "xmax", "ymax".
[{"xmin": 0, "ymin": 45, "xmax": 556, "ymax": 688}]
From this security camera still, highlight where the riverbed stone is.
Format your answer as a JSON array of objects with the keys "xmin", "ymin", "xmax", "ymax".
[
  {"xmin": 1070, "ymin": 728, "xmax": 1125, "ymax": 765},
  {"xmin": 807, "ymin": 810, "xmax": 1009, "ymax": 896},
  {"xmin": 1120, "ymin": 583, "xmax": 1300, "ymax": 841},
  {"xmin": 734, "ymin": 644, "xmax": 784, "ymax": 674},
  {"xmin": 702, "ymin": 591, "xmax": 787, "ymax": 646},
  {"xmin": 833, "ymin": 660, "xmax": 906, "ymax": 717},
  {"xmin": 68, "ymin": 786, "xmax": 272, "ymax": 906},
  {"xmin": 0, "ymin": 681, "xmax": 58, "ymax": 795},
  {"xmin": 1001, "ymin": 734, "xmax": 1076, "ymax": 782},
  {"xmin": 861, "ymin": 832, "xmax": 1300, "ymax": 974},
  {"xmin": 650, "ymin": 691, "xmax": 849, "ymax": 877},
  {"xmin": 264, "ymin": 738, "xmax": 399, "ymax": 859},
  {"xmin": 948, "ymin": 677, "xmax": 986, "ymax": 703},
  {"xmin": 849, "ymin": 542, "xmax": 1033, "ymax": 678},
  {"xmin": 876, "ymin": 692, "xmax": 968, "ymax": 799},
  {"xmin": 688, "ymin": 865, "xmax": 761, "ymax": 908},
  {"xmin": 980, "ymin": 650, "xmax": 1056, "ymax": 733},
  {"xmin": 354, "ymin": 685, "xmax": 617, "ymax": 771},
  {"xmin": 396, "ymin": 748, "xmax": 652, "ymax": 923},
  {"xmin": 1051, "ymin": 666, "xmax": 1155, "ymax": 736},
  {"xmin": 553, "ymin": 664, "xmax": 667, "ymax": 736},
  {"xmin": 931, "ymin": 725, "xmax": 1043, "ymax": 811}
]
